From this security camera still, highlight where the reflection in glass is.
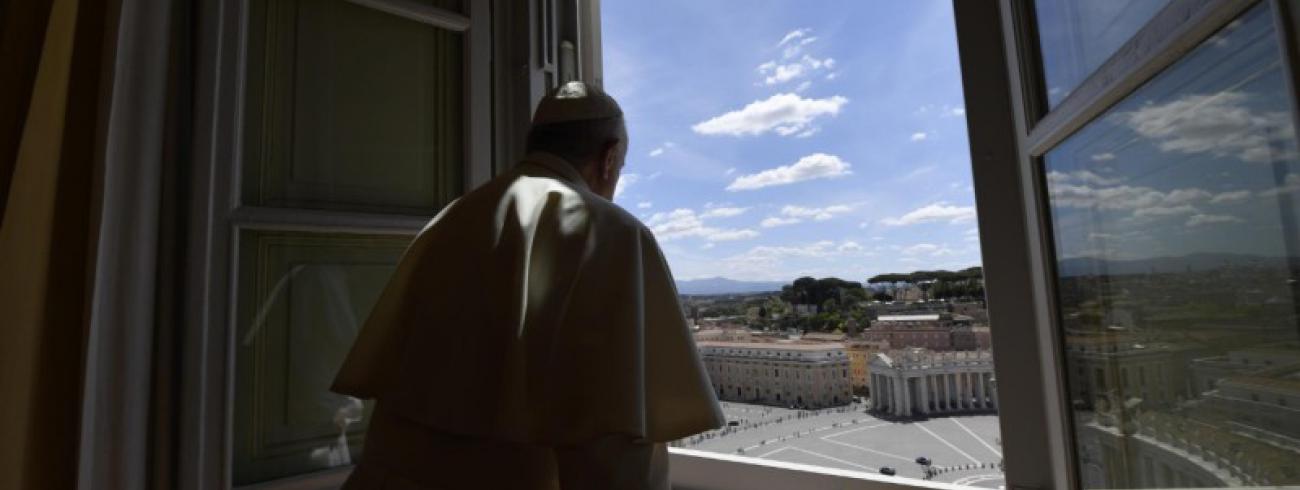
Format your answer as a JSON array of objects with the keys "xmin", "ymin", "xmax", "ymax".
[
  {"xmin": 233, "ymin": 232, "xmax": 408, "ymax": 485},
  {"xmin": 1043, "ymin": 5, "xmax": 1300, "ymax": 488},
  {"xmin": 1034, "ymin": 0, "xmax": 1170, "ymax": 107}
]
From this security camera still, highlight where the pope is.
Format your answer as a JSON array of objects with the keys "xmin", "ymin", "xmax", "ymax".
[{"xmin": 332, "ymin": 81, "xmax": 724, "ymax": 489}]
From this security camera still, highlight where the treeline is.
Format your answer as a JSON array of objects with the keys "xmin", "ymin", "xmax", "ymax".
[{"xmin": 867, "ymin": 266, "xmax": 984, "ymax": 301}]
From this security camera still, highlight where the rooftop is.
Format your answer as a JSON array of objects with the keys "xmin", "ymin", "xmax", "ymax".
[{"xmin": 698, "ymin": 341, "xmax": 847, "ymax": 352}]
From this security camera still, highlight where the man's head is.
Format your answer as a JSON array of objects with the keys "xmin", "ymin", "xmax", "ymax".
[{"xmin": 526, "ymin": 82, "xmax": 628, "ymax": 200}]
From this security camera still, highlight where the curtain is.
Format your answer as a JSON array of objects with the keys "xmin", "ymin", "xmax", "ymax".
[{"xmin": 0, "ymin": 0, "xmax": 109, "ymax": 487}]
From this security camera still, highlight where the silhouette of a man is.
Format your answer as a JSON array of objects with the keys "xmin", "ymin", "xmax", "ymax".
[{"xmin": 333, "ymin": 82, "xmax": 723, "ymax": 490}]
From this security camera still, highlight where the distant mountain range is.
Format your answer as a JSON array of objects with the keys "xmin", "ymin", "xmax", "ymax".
[
  {"xmin": 1057, "ymin": 253, "xmax": 1294, "ymax": 277},
  {"xmin": 676, "ymin": 277, "xmax": 785, "ymax": 295}
]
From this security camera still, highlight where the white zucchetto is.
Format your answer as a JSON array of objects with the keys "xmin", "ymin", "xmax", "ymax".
[{"xmin": 531, "ymin": 81, "xmax": 624, "ymax": 125}]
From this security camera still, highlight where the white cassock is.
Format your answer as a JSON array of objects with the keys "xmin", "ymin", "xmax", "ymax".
[{"xmin": 332, "ymin": 151, "xmax": 724, "ymax": 489}]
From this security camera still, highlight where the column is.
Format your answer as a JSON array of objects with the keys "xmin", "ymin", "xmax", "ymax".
[
  {"xmin": 902, "ymin": 377, "xmax": 912, "ymax": 416},
  {"xmin": 978, "ymin": 373, "xmax": 988, "ymax": 409},
  {"xmin": 919, "ymin": 375, "xmax": 930, "ymax": 414},
  {"xmin": 894, "ymin": 375, "xmax": 906, "ymax": 417},
  {"xmin": 888, "ymin": 376, "xmax": 897, "ymax": 416},
  {"xmin": 959, "ymin": 373, "xmax": 968, "ymax": 410},
  {"xmin": 940, "ymin": 374, "xmax": 949, "ymax": 412},
  {"xmin": 964, "ymin": 373, "xmax": 973, "ymax": 409},
  {"xmin": 953, "ymin": 373, "xmax": 961, "ymax": 410}
]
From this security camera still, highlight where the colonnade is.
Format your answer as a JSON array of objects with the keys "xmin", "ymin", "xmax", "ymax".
[{"xmin": 871, "ymin": 371, "xmax": 996, "ymax": 417}]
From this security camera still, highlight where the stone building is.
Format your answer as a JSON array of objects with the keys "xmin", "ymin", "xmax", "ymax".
[
  {"xmin": 1063, "ymin": 335, "xmax": 1193, "ymax": 410},
  {"xmin": 862, "ymin": 314, "xmax": 968, "ymax": 351},
  {"xmin": 845, "ymin": 340, "xmax": 889, "ymax": 396},
  {"xmin": 951, "ymin": 324, "xmax": 992, "ymax": 351},
  {"xmin": 869, "ymin": 348, "xmax": 996, "ymax": 418},
  {"xmin": 693, "ymin": 327, "xmax": 755, "ymax": 343},
  {"xmin": 697, "ymin": 341, "xmax": 852, "ymax": 409},
  {"xmin": 1073, "ymin": 343, "xmax": 1300, "ymax": 488}
]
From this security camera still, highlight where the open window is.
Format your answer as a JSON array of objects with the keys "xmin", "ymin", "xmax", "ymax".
[{"xmin": 82, "ymin": 0, "xmax": 1300, "ymax": 489}]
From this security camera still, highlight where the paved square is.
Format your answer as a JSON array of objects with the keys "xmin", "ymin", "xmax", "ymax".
[{"xmin": 680, "ymin": 402, "xmax": 1005, "ymax": 488}]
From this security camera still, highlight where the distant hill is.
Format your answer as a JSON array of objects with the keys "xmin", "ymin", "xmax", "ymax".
[
  {"xmin": 676, "ymin": 277, "xmax": 785, "ymax": 295},
  {"xmin": 1057, "ymin": 253, "xmax": 1292, "ymax": 277}
]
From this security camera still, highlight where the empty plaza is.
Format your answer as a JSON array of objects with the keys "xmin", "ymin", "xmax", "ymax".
[{"xmin": 682, "ymin": 402, "xmax": 1005, "ymax": 488}]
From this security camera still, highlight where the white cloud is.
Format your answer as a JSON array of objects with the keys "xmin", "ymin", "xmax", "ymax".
[
  {"xmin": 726, "ymin": 153, "xmax": 851, "ymax": 191},
  {"xmin": 910, "ymin": 132, "xmax": 928, "ymax": 142},
  {"xmin": 777, "ymin": 28, "xmax": 810, "ymax": 47},
  {"xmin": 1047, "ymin": 181, "xmax": 1221, "ymax": 217},
  {"xmin": 647, "ymin": 141, "xmax": 675, "ymax": 158},
  {"xmin": 1210, "ymin": 190, "xmax": 1252, "ymax": 204},
  {"xmin": 795, "ymin": 80, "xmax": 812, "ymax": 92},
  {"xmin": 902, "ymin": 243, "xmax": 957, "ymax": 256},
  {"xmin": 760, "ymin": 204, "xmax": 852, "ymax": 227},
  {"xmin": 1124, "ymin": 91, "xmax": 1296, "ymax": 163},
  {"xmin": 637, "ymin": 201, "xmax": 653, "ymax": 209},
  {"xmin": 756, "ymin": 54, "xmax": 836, "ymax": 86},
  {"xmin": 707, "ymin": 229, "xmax": 760, "ymax": 241},
  {"xmin": 780, "ymin": 204, "xmax": 852, "ymax": 221},
  {"xmin": 700, "ymin": 207, "xmax": 749, "ymax": 218},
  {"xmin": 761, "ymin": 217, "xmax": 801, "ymax": 228},
  {"xmin": 724, "ymin": 167, "xmax": 737, "ymax": 175},
  {"xmin": 1132, "ymin": 204, "xmax": 1197, "ymax": 218},
  {"xmin": 716, "ymin": 239, "xmax": 873, "ymax": 277},
  {"xmin": 760, "ymin": 62, "xmax": 805, "ymax": 85},
  {"xmin": 1046, "ymin": 170, "xmax": 1123, "ymax": 186},
  {"xmin": 882, "ymin": 202, "xmax": 976, "ymax": 226},
  {"xmin": 614, "ymin": 173, "xmax": 640, "ymax": 199},
  {"xmin": 1259, "ymin": 173, "xmax": 1300, "ymax": 198},
  {"xmin": 1090, "ymin": 152, "xmax": 1116, "ymax": 162},
  {"xmin": 916, "ymin": 104, "xmax": 965, "ymax": 118},
  {"xmin": 1186, "ymin": 214, "xmax": 1243, "ymax": 227},
  {"xmin": 644, "ymin": 208, "xmax": 759, "ymax": 242},
  {"xmin": 693, "ymin": 93, "xmax": 848, "ymax": 137}
]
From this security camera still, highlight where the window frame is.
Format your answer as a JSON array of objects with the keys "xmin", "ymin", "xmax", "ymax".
[
  {"xmin": 953, "ymin": 1, "xmax": 1300, "ymax": 490},
  {"xmin": 176, "ymin": 0, "xmax": 494, "ymax": 488}
]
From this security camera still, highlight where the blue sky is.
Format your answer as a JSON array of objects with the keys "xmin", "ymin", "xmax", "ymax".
[{"xmin": 602, "ymin": 1, "xmax": 982, "ymax": 282}]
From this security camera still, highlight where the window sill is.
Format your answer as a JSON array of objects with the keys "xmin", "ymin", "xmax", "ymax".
[
  {"xmin": 668, "ymin": 448, "xmax": 975, "ymax": 490},
  {"xmin": 237, "ymin": 448, "xmax": 975, "ymax": 490}
]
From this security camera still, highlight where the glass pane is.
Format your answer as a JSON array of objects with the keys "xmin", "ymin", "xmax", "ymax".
[
  {"xmin": 232, "ymin": 231, "xmax": 409, "ymax": 485},
  {"xmin": 1034, "ymin": 0, "xmax": 1170, "ymax": 107},
  {"xmin": 243, "ymin": 0, "xmax": 464, "ymax": 214},
  {"xmin": 1043, "ymin": 5, "xmax": 1300, "ymax": 488}
]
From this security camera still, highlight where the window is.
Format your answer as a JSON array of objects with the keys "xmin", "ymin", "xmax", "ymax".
[
  {"xmin": 1041, "ymin": 4, "xmax": 1300, "ymax": 487},
  {"xmin": 1033, "ymin": 0, "xmax": 1170, "ymax": 107},
  {"xmin": 180, "ymin": 0, "xmax": 494, "ymax": 487},
  {"xmin": 617, "ymin": 0, "xmax": 1005, "ymax": 451}
]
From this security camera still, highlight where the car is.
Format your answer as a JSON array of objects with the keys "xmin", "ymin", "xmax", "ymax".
[
  {"xmin": 727, "ymin": 420, "xmax": 740, "ymax": 427},
  {"xmin": 915, "ymin": 457, "xmax": 932, "ymax": 466},
  {"xmin": 879, "ymin": 467, "xmax": 896, "ymax": 476}
]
